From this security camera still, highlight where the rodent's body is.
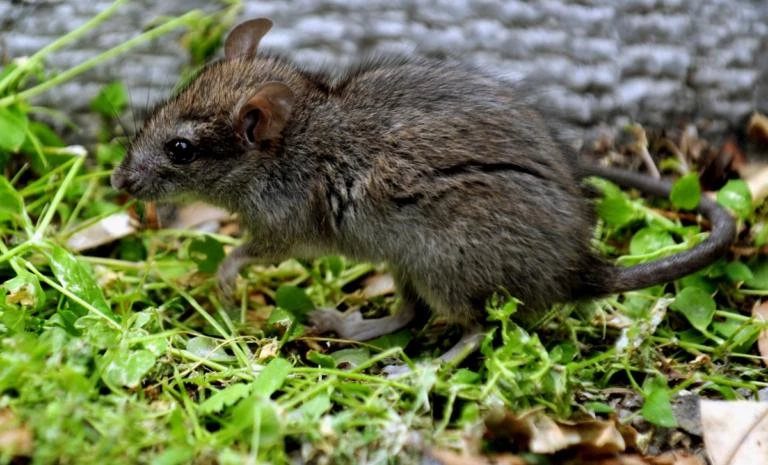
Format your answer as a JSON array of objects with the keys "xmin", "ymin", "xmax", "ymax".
[
  {"xmin": 112, "ymin": 19, "xmax": 735, "ymax": 350},
  {"xmin": 188, "ymin": 55, "xmax": 600, "ymax": 320}
]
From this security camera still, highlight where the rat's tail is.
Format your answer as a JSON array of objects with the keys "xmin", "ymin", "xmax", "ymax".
[{"xmin": 576, "ymin": 164, "xmax": 737, "ymax": 294}]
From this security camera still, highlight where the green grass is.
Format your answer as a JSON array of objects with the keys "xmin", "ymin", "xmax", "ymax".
[{"xmin": 2, "ymin": 3, "xmax": 768, "ymax": 464}]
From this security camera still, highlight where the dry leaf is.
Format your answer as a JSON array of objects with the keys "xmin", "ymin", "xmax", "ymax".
[
  {"xmin": 649, "ymin": 450, "xmax": 705, "ymax": 465},
  {"xmin": 66, "ymin": 211, "xmax": 136, "ymax": 252},
  {"xmin": 747, "ymin": 112, "xmax": 768, "ymax": 144},
  {"xmin": 0, "ymin": 410, "xmax": 33, "ymax": 457},
  {"xmin": 362, "ymin": 273, "xmax": 395, "ymax": 298},
  {"xmin": 257, "ymin": 338, "xmax": 280, "ymax": 360},
  {"xmin": 66, "ymin": 202, "xmax": 232, "ymax": 252},
  {"xmin": 626, "ymin": 124, "xmax": 661, "ymax": 179},
  {"xmin": 700, "ymin": 400, "xmax": 768, "ymax": 465},
  {"xmin": 485, "ymin": 410, "xmax": 632, "ymax": 455},
  {"xmin": 574, "ymin": 456, "xmax": 648, "ymax": 465},
  {"xmin": 751, "ymin": 301, "xmax": 768, "ymax": 367},
  {"xmin": 427, "ymin": 449, "xmax": 527, "ymax": 465},
  {"xmin": 165, "ymin": 202, "xmax": 231, "ymax": 230},
  {"xmin": 738, "ymin": 164, "xmax": 768, "ymax": 205}
]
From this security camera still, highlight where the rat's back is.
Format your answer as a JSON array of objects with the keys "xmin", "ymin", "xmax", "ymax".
[{"xmin": 311, "ymin": 55, "xmax": 606, "ymax": 315}]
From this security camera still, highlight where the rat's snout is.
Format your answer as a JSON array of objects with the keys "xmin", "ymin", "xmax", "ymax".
[
  {"xmin": 110, "ymin": 165, "xmax": 129, "ymax": 191},
  {"xmin": 111, "ymin": 159, "xmax": 141, "ymax": 195}
]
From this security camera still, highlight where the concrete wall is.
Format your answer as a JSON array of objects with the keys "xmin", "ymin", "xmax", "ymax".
[{"xmin": 1, "ymin": 0, "xmax": 766, "ymax": 141}]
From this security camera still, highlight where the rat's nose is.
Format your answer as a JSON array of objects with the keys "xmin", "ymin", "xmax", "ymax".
[{"xmin": 111, "ymin": 167, "xmax": 129, "ymax": 191}]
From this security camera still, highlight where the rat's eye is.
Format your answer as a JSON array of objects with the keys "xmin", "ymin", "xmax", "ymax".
[{"xmin": 165, "ymin": 138, "xmax": 197, "ymax": 164}]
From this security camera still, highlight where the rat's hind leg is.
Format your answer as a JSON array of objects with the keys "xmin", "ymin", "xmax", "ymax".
[
  {"xmin": 217, "ymin": 241, "xmax": 261, "ymax": 302},
  {"xmin": 307, "ymin": 279, "xmax": 425, "ymax": 341},
  {"xmin": 308, "ymin": 302, "xmax": 415, "ymax": 341},
  {"xmin": 437, "ymin": 325, "xmax": 485, "ymax": 364}
]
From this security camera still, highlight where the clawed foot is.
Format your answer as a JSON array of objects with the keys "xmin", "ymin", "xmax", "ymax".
[
  {"xmin": 216, "ymin": 257, "xmax": 241, "ymax": 305},
  {"xmin": 308, "ymin": 307, "xmax": 367, "ymax": 339},
  {"xmin": 383, "ymin": 326, "xmax": 486, "ymax": 377},
  {"xmin": 308, "ymin": 304, "xmax": 416, "ymax": 341},
  {"xmin": 382, "ymin": 363, "xmax": 412, "ymax": 377}
]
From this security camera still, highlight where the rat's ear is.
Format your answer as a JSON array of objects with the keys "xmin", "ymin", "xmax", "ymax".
[
  {"xmin": 235, "ymin": 81, "xmax": 294, "ymax": 145},
  {"xmin": 224, "ymin": 18, "xmax": 273, "ymax": 61}
]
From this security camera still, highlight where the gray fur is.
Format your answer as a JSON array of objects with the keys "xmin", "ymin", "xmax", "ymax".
[{"xmin": 112, "ymin": 19, "xmax": 736, "ymax": 340}]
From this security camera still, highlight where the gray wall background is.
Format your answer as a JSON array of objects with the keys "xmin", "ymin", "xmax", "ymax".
[{"xmin": 1, "ymin": 0, "xmax": 767, "ymax": 142}]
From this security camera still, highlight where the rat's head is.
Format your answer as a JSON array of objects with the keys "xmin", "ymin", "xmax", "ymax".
[{"xmin": 111, "ymin": 18, "xmax": 296, "ymax": 202}]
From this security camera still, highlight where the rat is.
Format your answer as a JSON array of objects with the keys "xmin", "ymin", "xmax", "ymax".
[{"xmin": 111, "ymin": 18, "xmax": 737, "ymax": 362}]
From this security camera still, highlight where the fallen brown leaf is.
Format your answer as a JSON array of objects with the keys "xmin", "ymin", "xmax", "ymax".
[
  {"xmin": 164, "ymin": 202, "xmax": 232, "ymax": 230},
  {"xmin": 571, "ymin": 455, "xmax": 648, "ymax": 465},
  {"xmin": 747, "ymin": 112, "xmax": 768, "ymax": 144},
  {"xmin": 700, "ymin": 400, "xmax": 768, "ymax": 465},
  {"xmin": 0, "ymin": 410, "xmax": 33, "ymax": 457},
  {"xmin": 738, "ymin": 163, "xmax": 768, "ymax": 205},
  {"xmin": 66, "ymin": 202, "xmax": 232, "ymax": 252},
  {"xmin": 427, "ymin": 449, "xmax": 527, "ymax": 465},
  {"xmin": 362, "ymin": 273, "xmax": 395, "ymax": 298},
  {"xmin": 751, "ymin": 301, "xmax": 768, "ymax": 367},
  {"xmin": 429, "ymin": 449, "xmax": 704, "ymax": 465},
  {"xmin": 700, "ymin": 137, "xmax": 743, "ymax": 191},
  {"xmin": 626, "ymin": 123, "xmax": 661, "ymax": 179},
  {"xmin": 485, "ymin": 410, "xmax": 633, "ymax": 455},
  {"xmin": 649, "ymin": 450, "xmax": 705, "ymax": 465},
  {"xmin": 66, "ymin": 211, "xmax": 136, "ymax": 252}
]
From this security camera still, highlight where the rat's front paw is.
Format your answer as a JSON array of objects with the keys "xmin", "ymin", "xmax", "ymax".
[
  {"xmin": 381, "ymin": 363, "xmax": 411, "ymax": 377},
  {"xmin": 307, "ymin": 308, "xmax": 364, "ymax": 338},
  {"xmin": 216, "ymin": 258, "xmax": 240, "ymax": 304}
]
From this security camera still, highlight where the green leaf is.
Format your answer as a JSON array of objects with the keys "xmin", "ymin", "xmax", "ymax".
[
  {"xmin": 56, "ymin": 309, "xmax": 81, "ymax": 336},
  {"xmin": 95, "ymin": 141, "xmax": 126, "ymax": 167},
  {"xmin": 754, "ymin": 221, "xmax": 768, "ymax": 247},
  {"xmin": 266, "ymin": 307, "xmax": 296, "ymax": 326},
  {"xmin": 188, "ymin": 235, "xmax": 225, "ymax": 274},
  {"xmin": 585, "ymin": 402, "xmax": 615, "ymax": 414},
  {"xmin": 597, "ymin": 202, "xmax": 630, "ymax": 227},
  {"xmin": 228, "ymin": 397, "xmax": 282, "ymax": 446},
  {"xmin": 0, "ymin": 175, "xmax": 23, "ymax": 222},
  {"xmin": 199, "ymin": 383, "xmax": 251, "ymax": 414},
  {"xmin": 90, "ymin": 81, "xmax": 128, "ymax": 117},
  {"xmin": 724, "ymin": 261, "xmax": 753, "ymax": 283},
  {"xmin": 186, "ymin": 336, "xmax": 236, "ymax": 362},
  {"xmin": 368, "ymin": 329, "xmax": 413, "ymax": 350},
  {"xmin": 670, "ymin": 286, "xmax": 716, "ymax": 332},
  {"xmin": 746, "ymin": 258, "xmax": 768, "ymax": 290},
  {"xmin": 712, "ymin": 320, "xmax": 759, "ymax": 353},
  {"xmin": 102, "ymin": 349, "xmax": 156, "ymax": 388},
  {"xmin": 306, "ymin": 350, "xmax": 336, "ymax": 368},
  {"xmin": 450, "ymin": 369, "xmax": 481, "ymax": 385},
  {"xmin": 320, "ymin": 255, "xmax": 344, "ymax": 277},
  {"xmin": 76, "ymin": 315, "xmax": 121, "ymax": 348},
  {"xmin": 330, "ymin": 348, "xmax": 370, "ymax": 369},
  {"xmin": 46, "ymin": 244, "xmax": 116, "ymax": 320},
  {"xmin": 0, "ymin": 105, "xmax": 28, "ymax": 151},
  {"xmin": 252, "ymin": 358, "xmax": 292, "ymax": 398},
  {"xmin": 151, "ymin": 446, "xmax": 195, "ymax": 465},
  {"xmin": 2, "ymin": 270, "xmax": 45, "ymax": 310},
  {"xmin": 717, "ymin": 179, "xmax": 753, "ymax": 220},
  {"xmin": 669, "ymin": 173, "xmax": 701, "ymax": 210},
  {"xmin": 641, "ymin": 376, "xmax": 677, "ymax": 427},
  {"xmin": 275, "ymin": 285, "xmax": 315, "ymax": 316},
  {"xmin": 26, "ymin": 121, "xmax": 65, "ymax": 147},
  {"xmin": 679, "ymin": 272, "xmax": 718, "ymax": 294},
  {"xmin": 296, "ymin": 393, "xmax": 331, "ymax": 420},
  {"xmin": 595, "ymin": 181, "xmax": 636, "ymax": 227},
  {"xmin": 549, "ymin": 342, "xmax": 578, "ymax": 363},
  {"xmin": 629, "ymin": 227, "xmax": 676, "ymax": 255}
]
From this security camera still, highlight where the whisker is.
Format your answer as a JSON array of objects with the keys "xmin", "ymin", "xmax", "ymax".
[{"xmin": 126, "ymin": 83, "xmax": 138, "ymax": 136}]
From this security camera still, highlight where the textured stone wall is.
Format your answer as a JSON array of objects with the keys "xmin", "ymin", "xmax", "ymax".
[{"xmin": 1, "ymin": 0, "xmax": 766, "ymax": 141}]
